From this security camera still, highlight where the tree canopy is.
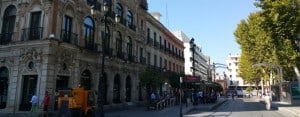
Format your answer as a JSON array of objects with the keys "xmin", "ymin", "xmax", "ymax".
[{"xmin": 235, "ymin": 0, "xmax": 300, "ymax": 83}]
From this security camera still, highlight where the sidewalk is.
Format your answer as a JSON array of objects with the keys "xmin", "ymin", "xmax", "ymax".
[
  {"xmin": 255, "ymin": 96, "xmax": 300, "ymax": 117},
  {"xmin": 0, "ymin": 98, "xmax": 227, "ymax": 117},
  {"xmin": 105, "ymin": 97, "xmax": 228, "ymax": 117}
]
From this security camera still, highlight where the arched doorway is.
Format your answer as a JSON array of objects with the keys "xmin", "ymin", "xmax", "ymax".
[
  {"xmin": 113, "ymin": 74, "xmax": 121, "ymax": 103},
  {"xmin": 0, "ymin": 67, "xmax": 8, "ymax": 109},
  {"xmin": 125, "ymin": 76, "xmax": 131, "ymax": 102},
  {"xmin": 19, "ymin": 75, "xmax": 37, "ymax": 111},
  {"xmin": 80, "ymin": 70, "xmax": 91, "ymax": 90}
]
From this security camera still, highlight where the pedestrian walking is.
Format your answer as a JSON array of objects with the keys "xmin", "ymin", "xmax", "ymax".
[
  {"xmin": 264, "ymin": 93, "xmax": 271, "ymax": 110},
  {"xmin": 231, "ymin": 92, "xmax": 234, "ymax": 100},
  {"xmin": 41, "ymin": 91, "xmax": 50, "ymax": 117},
  {"xmin": 151, "ymin": 92, "xmax": 156, "ymax": 103},
  {"xmin": 30, "ymin": 94, "xmax": 38, "ymax": 115}
]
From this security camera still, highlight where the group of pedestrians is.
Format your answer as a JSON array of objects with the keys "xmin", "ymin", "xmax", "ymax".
[
  {"xmin": 30, "ymin": 91, "xmax": 50, "ymax": 117},
  {"xmin": 191, "ymin": 90, "xmax": 203, "ymax": 105}
]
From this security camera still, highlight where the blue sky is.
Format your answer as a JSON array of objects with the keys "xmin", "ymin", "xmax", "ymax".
[{"xmin": 147, "ymin": 0, "xmax": 259, "ymax": 66}]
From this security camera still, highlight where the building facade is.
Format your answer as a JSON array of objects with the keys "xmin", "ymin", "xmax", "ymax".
[
  {"xmin": 225, "ymin": 54, "xmax": 254, "ymax": 91},
  {"xmin": 0, "ymin": 0, "xmax": 184, "ymax": 113},
  {"xmin": 172, "ymin": 31, "xmax": 209, "ymax": 81}
]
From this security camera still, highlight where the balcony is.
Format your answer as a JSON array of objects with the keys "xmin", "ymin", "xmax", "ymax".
[
  {"xmin": 160, "ymin": 44, "xmax": 164, "ymax": 50},
  {"xmin": 128, "ymin": 24, "xmax": 136, "ymax": 31},
  {"xmin": 85, "ymin": 42, "xmax": 98, "ymax": 52},
  {"xmin": 154, "ymin": 41, "xmax": 159, "ymax": 48},
  {"xmin": 61, "ymin": 30, "xmax": 78, "ymax": 46},
  {"xmin": 127, "ymin": 54, "xmax": 135, "ymax": 62},
  {"xmin": 116, "ymin": 51, "xmax": 125, "ymax": 60},
  {"xmin": 140, "ymin": 56, "xmax": 146, "ymax": 64},
  {"xmin": 0, "ymin": 33, "xmax": 12, "ymax": 45},
  {"xmin": 119, "ymin": 17, "xmax": 127, "ymax": 27},
  {"xmin": 147, "ymin": 38, "xmax": 153, "ymax": 46},
  {"xmin": 22, "ymin": 27, "xmax": 43, "ymax": 41},
  {"xmin": 104, "ymin": 48, "xmax": 113, "ymax": 57}
]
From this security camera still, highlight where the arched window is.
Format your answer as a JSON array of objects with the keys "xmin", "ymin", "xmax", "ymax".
[
  {"xmin": 80, "ymin": 70, "xmax": 92, "ymax": 90},
  {"xmin": 1, "ymin": 5, "xmax": 16, "ymax": 45},
  {"xmin": 116, "ymin": 31, "xmax": 122, "ymax": 58},
  {"xmin": 116, "ymin": 3, "xmax": 123, "ymax": 22},
  {"xmin": 127, "ymin": 10, "xmax": 133, "ymax": 27},
  {"xmin": 127, "ymin": 37, "xmax": 133, "ymax": 61},
  {"xmin": 83, "ymin": 17, "xmax": 95, "ymax": 50}
]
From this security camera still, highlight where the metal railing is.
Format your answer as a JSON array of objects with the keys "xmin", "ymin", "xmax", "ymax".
[
  {"xmin": 21, "ymin": 27, "xmax": 43, "ymax": 41},
  {"xmin": 0, "ymin": 33, "xmax": 12, "ymax": 45},
  {"xmin": 61, "ymin": 30, "xmax": 78, "ymax": 45}
]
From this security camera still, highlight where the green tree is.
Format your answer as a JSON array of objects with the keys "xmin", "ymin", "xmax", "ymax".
[
  {"xmin": 254, "ymin": 0, "xmax": 300, "ymax": 81},
  {"xmin": 235, "ymin": 12, "xmax": 277, "ymax": 84},
  {"xmin": 139, "ymin": 68, "xmax": 163, "ymax": 102},
  {"xmin": 235, "ymin": 0, "xmax": 300, "ymax": 83}
]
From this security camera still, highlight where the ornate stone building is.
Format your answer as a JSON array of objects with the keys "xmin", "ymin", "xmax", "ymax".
[{"xmin": 0, "ymin": 0, "xmax": 184, "ymax": 113}]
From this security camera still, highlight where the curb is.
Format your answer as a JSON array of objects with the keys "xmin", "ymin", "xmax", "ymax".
[
  {"xmin": 210, "ymin": 99, "xmax": 228, "ymax": 111},
  {"xmin": 184, "ymin": 99, "xmax": 228, "ymax": 114}
]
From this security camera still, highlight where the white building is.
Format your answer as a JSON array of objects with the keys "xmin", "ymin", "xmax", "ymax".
[
  {"xmin": 225, "ymin": 54, "xmax": 253, "ymax": 91},
  {"xmin": 172, "ymin": 31, "xmax": 210, "ymax": 81}
]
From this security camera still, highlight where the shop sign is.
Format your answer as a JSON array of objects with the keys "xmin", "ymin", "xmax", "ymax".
[{"xmin": 184, "ymin": 76, "xmax": 201, "ymax": 83}]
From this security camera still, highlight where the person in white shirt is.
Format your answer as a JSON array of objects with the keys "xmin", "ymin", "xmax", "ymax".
[
  {"xmin": 264, "ymin": 93, "xmax": 271, "ymax": 110},
  {"xmin": 30, "ymin": 94, "xmax": 39, "ymax": 115},
  {"xmin": 151, "ymin": 92, "xmax": 156, "ymax": 103}
]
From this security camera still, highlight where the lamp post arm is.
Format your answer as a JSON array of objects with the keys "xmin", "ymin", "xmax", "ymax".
[{"xmin": 292, "ymin": 65, "xmax": 300, "ymax": 87}]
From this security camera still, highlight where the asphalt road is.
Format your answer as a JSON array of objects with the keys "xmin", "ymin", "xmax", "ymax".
[{"xmin": 185, "ymin": 98, "xmax": 297, "ymax": 117}]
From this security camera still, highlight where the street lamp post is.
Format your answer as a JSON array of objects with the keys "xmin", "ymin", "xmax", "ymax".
[
  {"xmin": 189, "ymin": 38, "xmax": 195, "ymax": 76},
  {"xmin": 91, "ymin": 2, "xmax": 120, "ymax": 117},
  {"xmin": 179, "ymin": 77, "xmax": 183, "ymax": 117}
]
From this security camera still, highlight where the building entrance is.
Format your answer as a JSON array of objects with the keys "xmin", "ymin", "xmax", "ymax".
[
  {"xmin": 19, "ymin": 75, "xmax": 37, "ymax": 111},
  {"xmin": 0, "ymin": 67, "xmax": 8, "ymax": 109}
]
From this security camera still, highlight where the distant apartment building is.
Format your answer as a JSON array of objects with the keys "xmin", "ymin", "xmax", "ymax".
[
  {"xmin": 172, "ymin": 31, "xmax": 210, "ymax": 81},
  {"xmin": 225, "ymin": 54, "xmax": 252, "ymax": 91}
]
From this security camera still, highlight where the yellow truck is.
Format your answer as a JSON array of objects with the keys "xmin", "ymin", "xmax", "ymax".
[{"xmin": 57, "ymin": 87, "xmax": 96, "ymax": 117}]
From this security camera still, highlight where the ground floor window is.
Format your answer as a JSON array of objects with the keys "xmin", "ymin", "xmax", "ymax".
[{"xmin": 0, "ymin": 67, "xmax": 8, "ymax": 109}]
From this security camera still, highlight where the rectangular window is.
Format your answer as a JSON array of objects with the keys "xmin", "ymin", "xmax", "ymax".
[
  {"xmin": 164, "ymin": 59, "xmax": 167, "ymax": 69},
  {"xmin": 141, "ymin": 20, "xmax": 144, "ymax": 29},
  {"xmin": 164, "ymin": 40, "xmax": 167, "ymax": 49},
  {"xmin": 159, "ymin": 36, "xmax": 162, "ymax": 46},
  {"xmin": 29, "ymin": 11, "xmax": 42, "ymax": 40},
  {"xmin": 62, "ymin": 15, "xmax": 73, "ymax": 42},
  {"xmin": 140, "ymin": 47, "xmax": 143, "ymax": 58},
  {"xmin": 147, "ymin": 28, "xmax": 150, "ymax": 43},
  {"xmin": 147, "ymin": 52, "xmax": 151, "ymax": 65},
  {"xmin": 154, "ymin": 55, "xmax": 157, "ymax": 67},
  {"xmin": 169, "ymin": 61, "xmax": 171, "ymax": 71},
  {"xmin": 173, "ymin": 63, "xmax": 175, "ymax": 71},
  {"xmin": 160, "ymin": 57, "xmax": 162, "ymax": 68}
]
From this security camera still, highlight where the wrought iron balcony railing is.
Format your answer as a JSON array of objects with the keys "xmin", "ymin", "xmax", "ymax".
[
  {"xmin": 61, "ymin": 29, "xmax": 78, "ymax": 45},
  {"xmin": 22, "ymin": 27, "xmax": 43, "ymax": 41},
  {"xmin": 0, "ymin": 33, "xmax": 12, "ymax": 45}
]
